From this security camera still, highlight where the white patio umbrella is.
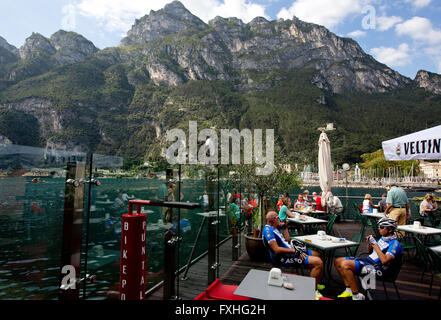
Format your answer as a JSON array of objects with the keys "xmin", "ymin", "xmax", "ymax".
[{"xmin": 318, "ymin": 131, "xmax": 334, "ymax": 207}]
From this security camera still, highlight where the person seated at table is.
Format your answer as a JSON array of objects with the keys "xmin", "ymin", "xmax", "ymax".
[
  {"xmin": 334, "ymin": 217, "xmax": 403, "ymax": 300},
  {"xmin": 278, "ymin": 196, "xmax": 296, "ymax": 240},
  {"xmin": 377, "ymin": 193, "xmax": 387, "ymax": 212},
  {"xmin": 362, "ymin": 194, "xmax": 379, "ymax": 213},
  {"xmin": 112, "ymin": 193, "xmax": 125, "ymax": 209},
  {"xmin": 276, "ymin": 194, "xmax": 284, "ymax": 212},
  {"xmin": 263, "ymin": 211, "xmax": 326, "ymax": 300},
  {"xmin": 419, "ymin": 193, "xmax": 438, "ymax": 224},
  {"xmin": 303, "ymin": 190, "xmax": 311, "ymax": 205},
  {"xmin": 331, "ymin": 195, "xmax": 344, "ymax": 214},
  {"xmin": 294, "ymin": 194, "xmax": 307, "ymax": 210},
  {"xmin": 228, "ymin": 196, "xmax": 241, "ymax": 226},
  {"xmin": 313, "ymin": 192, "xmax": 326, "ymax": 212}
]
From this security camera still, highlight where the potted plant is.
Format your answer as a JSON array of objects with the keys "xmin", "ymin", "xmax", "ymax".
[{"xmin": 234, "ymin": 160, "xmax": 301, "ymax": 261}]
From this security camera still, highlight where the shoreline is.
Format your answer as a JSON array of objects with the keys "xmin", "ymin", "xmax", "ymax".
[{"xmin": 301, "ymin": 181, "xmax": 441, "ymax": 192}]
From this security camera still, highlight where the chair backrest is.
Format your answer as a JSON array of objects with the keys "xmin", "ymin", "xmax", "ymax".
[
  {"xmin": 348, "ymin": 232, "xmax": 362, "ymax": 256},
  {"xmin": 381, "ymin": 253, "xmax": 403, "ymax": 281},
  {"xmin": 369, "ymin": 219, "xmax": 381, "ymax": 238},
  {"xmin": 326, "ymin": 214, "xmax": 338, "ymax": 234},
  {"xmin": 414, "ymin": 236, "xmax": 431, "ymax": 265},
  {"xmin": 262, "ymin": 236, "xmax": 279, "ymax": 266},
  {"xmin": 428, "ymin": 250, "xmax": 441, "ymax": 273},
  {"xmin": 352, "ymin": 232, "xmax": 363, "ymax": 244}
]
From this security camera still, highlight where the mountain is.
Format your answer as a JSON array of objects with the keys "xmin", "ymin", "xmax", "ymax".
[
  {"xmin": 0, "ymin": 1, "xmax": 440, "ymax": 166},
  {"xmin": 116, "ymin": 1, "xmax": 410, "ymax": 94},
  {"xmin": 0, "ymin": 36, "xmax": 19, "ymax": 64},
  {"xmin": 414, "ymin": 70, "xmax": 441, "ymax": 95}
]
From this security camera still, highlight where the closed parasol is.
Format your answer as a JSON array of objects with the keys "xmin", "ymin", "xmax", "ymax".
[{"xmin": 318, "ymin": 131, "xmax": 334, "ymax": 207}]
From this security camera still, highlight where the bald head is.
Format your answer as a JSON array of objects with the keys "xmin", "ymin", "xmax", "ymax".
[{"xmin": 266, "ymin": 211, "xmax": 279, "ymax": 226}]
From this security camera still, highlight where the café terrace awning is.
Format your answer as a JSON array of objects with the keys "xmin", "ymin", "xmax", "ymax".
[{"xmin": 382, "ymin": 125, "xmax": 441, "ymax": 161}]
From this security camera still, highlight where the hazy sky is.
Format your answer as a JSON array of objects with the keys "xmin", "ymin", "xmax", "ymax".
[{"xmin": 1, "ymin": 0, "xmax": 441, "ymax": 79}]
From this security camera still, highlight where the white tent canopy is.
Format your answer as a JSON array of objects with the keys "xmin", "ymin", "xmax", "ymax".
[{"xmin": 382, "ymin": 125, "xmax": 441, "ymax": 161}]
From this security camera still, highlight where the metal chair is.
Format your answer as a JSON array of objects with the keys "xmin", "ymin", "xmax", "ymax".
[
  {"xmin": 262, "ymin": 236, "xmax": 305, "ymax": 275},
  {"xmin": 428, "ymin": 249, "xmax": 441, "ymax": 300},
  {"xmin": 357, "ymin": 253, "xmax": 403, "ymax": 300},
  {"xmin": 325, "ymin": 214, "xmax": 338, "ymax": 236},
  {"xmin": 414, "ymin": 236, "xmax": 432, "ymax": 282},
  {"xmin": 397, "ymin": 233, "xmax": 417, "ymax": 261}
]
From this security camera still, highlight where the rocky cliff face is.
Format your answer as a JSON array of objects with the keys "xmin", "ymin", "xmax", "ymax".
[
  {"xmin": 118, "ymin": 1, "xmax": 410, "ymax": 94},
  {"xmin": 0, "ymin": 36, "xmax": 19, "ymax": 65},
  {"xmin": 120, "ymin": 1, "xmax": 206, "ymax": 46},
  {"xmin": 19, "ymin": 31, "xmax": 98, "ymax": 63},
  {"xmin": 0, "ymin": 98, "xmax": 94, "ymax": 151},
  {"xmin": 19, "ymin": 33, "xmax": 56, "ymax": 60},
  {"xmin": 0, "ymin": 1, "xmax": 440, "ymax": 158},
  {"xmin": 414, "ymin": 70, "xmax": 441, "ymax": 95},
  {"xmin": 1, "ymin": 31, "xmax": 98, "ymax": 82},
  {"xmin": 49, "ymin": 30, "xmax": 99, "ymax": 65},
  {"xmin": 0, "ymin": 36, "xmax": 18, "ymax": 55}
]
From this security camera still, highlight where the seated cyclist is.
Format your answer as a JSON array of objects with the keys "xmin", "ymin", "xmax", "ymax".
[
  {"xmin": 263, "ymin": 211, "xmax": 326, "ymax": 300},
  {"xmin": 334, "ymin": 217, "xmax": 403, "ymax": 300}
]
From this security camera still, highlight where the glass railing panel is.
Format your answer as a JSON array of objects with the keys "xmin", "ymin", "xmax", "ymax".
[
  {"xmin": 0, "ymin": 144, "xmax": 86, "ymax": 300},
  {"xmin": 82, "ymin": 153, "xmax": 169, "ymax": 299},
  {"xmin": 177, "ymin": 166, "xmax": 211, "ymax": 283}
]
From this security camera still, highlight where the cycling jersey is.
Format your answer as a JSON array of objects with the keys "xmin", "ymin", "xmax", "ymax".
[
  {"xmin": 262, "ymin": 225, "xmax": 311, "ymax": 267},
  {"xmin": 368, "ymin": 235, "xmax": 402, "ymax": 263},
  {"xmin": 346, "ymin": 235, "xmax": 402, "ymax": 275}
]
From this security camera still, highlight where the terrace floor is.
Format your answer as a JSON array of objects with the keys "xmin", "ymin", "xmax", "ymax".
[{"xmin": 147, "ymin": 220, "xmax": 441, "ymax": 300}]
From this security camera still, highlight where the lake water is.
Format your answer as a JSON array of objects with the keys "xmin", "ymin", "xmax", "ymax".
[{"xmin": 0, "ymin": 177, "xmax": 436, "ymax": 300}]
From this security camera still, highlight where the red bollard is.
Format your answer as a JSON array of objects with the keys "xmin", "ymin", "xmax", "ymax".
[{"xmin": 119, "ymin": 212, "xmax": 147, "ymax": 300}]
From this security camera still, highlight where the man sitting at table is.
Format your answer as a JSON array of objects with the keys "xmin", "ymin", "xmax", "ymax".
[
  {"xmin": 333, "ymin": 217, "xmax": 403, "ymax": 300},
  {"xmin": 303, "ymin": 190, "xmax": 311, "ymax": 205},
  {"xmin": 378, "ymin": 193, "xmax": 387, "ymax": 212},
  {"xmin": 294, "ymin": 194, "xmax": 307, "ymax": 210},
  {"xmin": 263, "ymin": 211, "xmax": 326, "ymax": 300}
]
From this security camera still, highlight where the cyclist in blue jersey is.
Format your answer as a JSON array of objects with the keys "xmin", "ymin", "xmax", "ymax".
[
  {"xmin": 334, "ymin": 217, "xmax": 403, "ymax": 300},
  {"xmin": 263, "ymin": 211, "xmax": 326, "ymax": 300}
]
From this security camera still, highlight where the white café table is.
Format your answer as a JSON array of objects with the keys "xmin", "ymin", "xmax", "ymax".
[
  {"xmin": 196, "ymin": 210, "xmax": 225, "ymax": 217},
  {"xmin": 429, "ymin": 245, "xmax": 441, "ymax": 255},
  {"xmin": 397, "ymin": 224, "xmax": 441, "ymax": 245},
  {"xmin": 293, "ymin": 234, "xmax": 358, "ymax": 282},
  {"xmin": 234, "ymin": 269, "xmax": 315, "ymax": 300},
  {"xmin": 361, "ymin": 212, "xmax": 386, "ymax": 219},
  {"xmin": 293, "ymin": 209, "xmax": 327, "ymax": 216},
  {"xmin": 293, "ymin": 234, "xmax": 358, "ymax": 251},
  {"xmin": 397, "ymin": 225, "xmax": 441, "ymax": 236},
  {"xmin": 146, "ymin": 221, "xmax": 173, "ymax": 231},
  {"xmin": 287, "ymin": 216, "xmax": 328, "ymax": 234},
  {"xmin": 287, "ymin": 216, "xmax": 328, "ymax": 225},
  {"xmin": 96, "ymin": 200, "xmax": 113, "ymax": 206}
]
